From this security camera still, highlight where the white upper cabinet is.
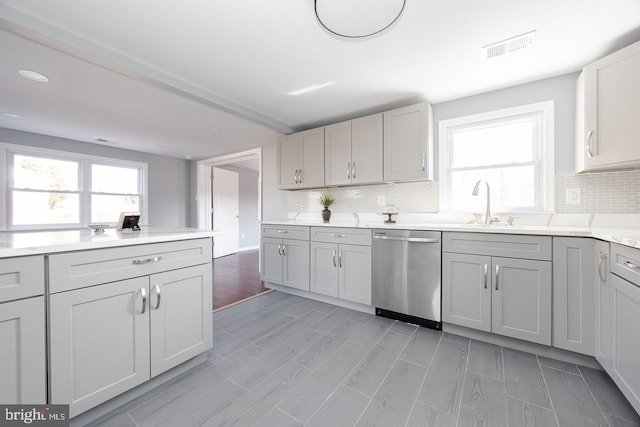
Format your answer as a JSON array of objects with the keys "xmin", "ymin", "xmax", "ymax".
[
  {"xmin": 278, "ymin": 127, "xmax": 325, "ymax": 189},
  {"xmin": 383, "ymin": 102, "xmax": 433, "ymax": 182},
  {"xmin": 576, "ymin": 40, "xmax": 640, "ymax": 172},
  {"xmin": 325, "ymin": 114, "xmax": 383, "ymax": 186}
]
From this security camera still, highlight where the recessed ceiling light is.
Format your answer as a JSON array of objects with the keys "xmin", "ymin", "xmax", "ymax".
[
  {"xmin": 1, "ymin": 112, "xmax": 21, "ymax": 119},
  {"xmin": 287, "ymin": 81, "xmax": 335, "ymax": 96},
  {"xmin": 18, "ymin": 69, "xmax": 50, "ymax": 82},
  {"xmin": 210, "ymin": 127, "xmax": 222, "ymax": 132}
]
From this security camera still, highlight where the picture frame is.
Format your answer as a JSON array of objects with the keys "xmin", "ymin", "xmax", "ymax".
[{"xmin": 116, "ymin": 212, "xmax": 141, "ymax": 231}]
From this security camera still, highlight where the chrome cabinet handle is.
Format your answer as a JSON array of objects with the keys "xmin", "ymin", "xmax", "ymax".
[
  {"xmin": 294, "ymin": 169, "xmax": 298, "ymax": 184},
  {"xmin": 598, "ymin": 253, "xmax": 607, "ymax": 284},
  {"xmin": 339, "ymin": 250, "xmax": 343, "ymax": 268},
  {"xmin": 153, "ymin": 284, "xmax": 161, "ymax": 310},
  {"xmin": 331, "ymin": 233, "xmax": 348, "ymax": 238},
  {"xmin": 347, "ymin": 162, "xmax": 351, "ymax": 179},
  {"xmin": 133, "ymin": 256, "xmax": 162, "ymax": 265},
  {"xmin": 332, "ymin": 250, "xmax": 337, "ymax": 267},
  {"xmin": 139, "ymin": 287, "xmax": 147, "ymax": 315},
  {"xmin": 278, "ymin": 244, "xmax": 282, "ymax": 256},
  {"xmin": 352, "ymin": 162, "xmax": 356, "ymax": 179},
  {"xmin": 298, "ymin": 169, "xmax": 302, "ymax": 184},
  {"xmin": 586, "ymin": 131, "xmax": 594, "ymax": 158},
  {"xmin": 484, "ymin": 264, "xmax": 488, "ymax": 289},
  {"xmin": 495, "ymin": 265, "xmax": 500, "ymax": 291},
  {"xmin": 625, "ymin": 260, "xmax": 640, "ymax": 270},
  {"xmin": 421, "ymin": 152, "xmax": 426, "ymax": 171},
  {"xmin": 282, "ymin": 244, "xmax": 287, "ymax": 256},
  {"xmin": 277, "ymin": 229, "xmax": 289, "ymax": 233}
]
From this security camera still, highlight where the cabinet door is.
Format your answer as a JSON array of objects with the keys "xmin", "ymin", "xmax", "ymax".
[
  {"xmin": 351, "ymin": 113, "xmax": 383, "ymax": 184},
  {"xmin": 595, "ymin": 240, "xmax": 613, "ymax": 370},
  {"xmin": 0, "ymin": 297, "xmax": 45, "ymax": 404},
  {"xmin": 383, "ymin": 103, "xmax": 431, "ymax": 182},
  {"xmin": 611, "ymin": 274, "xmax": 640, "ymax": 415},
  {"xmin": 261, "ymin": 237, "xmax": 283, "ymax": 284},
  {"xmin": 50, "ymin": 277, "xmax": 151, "ymax": 417},
  {"xmin": 282, "ymin": 239, "xmax": 310, "ymax": 290},
  {"xmin": 583, "ymin": 40, "xmax": 640, "ymax": 170},
  {"xmin": 324, "ymin": 121, "xmax": 352, "ymax": 186},
  {"xmin": 552, "ymin": 238, "xmax": 595, "ymax": 355},
  {"xmin": 299, "ymin": 127, "xmax": 325, "ymax": 188},
  {"xmin": 310, "ymin": 242, "xmax": 339, "ymax": 297},
  {"xmin": 278, "ymin": 134, "xmax": 300, "ymax": 189},
  {"xmin": 442, "ymin": 252, "xmax": 491, "ymax": 332},
  {"xmin": 339, "ymin": 244, "xmax": 372, "ymax": 305},
  {"xmin": 492, "ymin": 258, "xmax": 552, "ymax": 345},
  {"xmin": 150, "ymin": 264, "xmax": 213, "ymax": 377}
]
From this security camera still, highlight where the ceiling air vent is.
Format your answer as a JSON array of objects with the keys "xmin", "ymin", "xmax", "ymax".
[{"xmin": 482, "ymin": 30, "xmax": 536, "ymax": 60}]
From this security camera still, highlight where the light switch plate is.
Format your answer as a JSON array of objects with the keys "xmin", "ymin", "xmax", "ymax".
[{"xmin": 566, "ymin": 188, "xmax": 581, "ymax": 205}]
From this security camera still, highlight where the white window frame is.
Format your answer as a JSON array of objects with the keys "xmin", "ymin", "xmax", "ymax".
[
  {"xmin": 438, "ymin": 101, "xmax": 555, "ymax": 213},
  {"xmin": 1, "ymin": 143, "xmax": 148, "ymax": 230}
]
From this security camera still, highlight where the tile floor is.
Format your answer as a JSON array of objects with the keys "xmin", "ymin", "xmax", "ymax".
[
  {"xmin": 212, "ymin": 250, "xmax": 266, "ymax": 310},
  {"xmin": 87, "ymin": 291, "xmax": 639, "ymax": 427}
]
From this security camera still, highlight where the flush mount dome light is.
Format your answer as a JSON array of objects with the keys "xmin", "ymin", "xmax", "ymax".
[
  {"xmin": 315, "ymin": 0, "xmax": 406, "ymax": 39},
  {"xmin": 18, "ymin": 69, "xmax": 50, "ymax": 82}
]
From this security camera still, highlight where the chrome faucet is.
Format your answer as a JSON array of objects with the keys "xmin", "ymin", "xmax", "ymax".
[
  {"xmin": 472, "ymin": 180, "xmax": 499, "ymax": 225},
  {"xmin": 352, "ymin": 212, "xmax": 360, "ymax": 226}
]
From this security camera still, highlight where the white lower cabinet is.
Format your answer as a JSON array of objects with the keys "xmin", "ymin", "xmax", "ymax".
[
  {"xmin": 310, "ymin": 242, "xmax": 371, "ymax": 305},
  {"xmin": 49, "ymin": 239, "xmax": 213, "ymax": 418},
  {"xmin": 0, "ymin": 296, "xmax": 46, "ymax": 404},
  {"xmin": 261, "ymin": 237, "xmax": 310, "ymax": 291},
  {"xmin": 442, "ymin": 233, "xmax": 552, "ymax": 345},
  {"xmin": 552, "ymin": 237, "xmax": 595, "ymax": 355},
  {"xmin": 595, "ymin": 240, "xmax": 613, "ymax": 370}
]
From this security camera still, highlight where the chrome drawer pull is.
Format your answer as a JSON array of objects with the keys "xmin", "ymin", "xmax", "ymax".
[
  {"xmin": 133, "ymin": 256, "xmax": 162, "ymax": 265},
  {"xmin": 331, "ymin": 233, "xmax": 348, "ymax": 238},
  {"xmin": 625, "ymin": 260, "xmax": 640, "ymax": 270},
  {"xmin": 278, "ymin": 230, "xmax": 289, "ymax": 233}
]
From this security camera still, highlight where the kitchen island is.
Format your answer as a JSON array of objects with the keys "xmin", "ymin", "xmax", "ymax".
[{"xmin": 0, "ymin": 227, "xmax": 214, "ymax": 419}]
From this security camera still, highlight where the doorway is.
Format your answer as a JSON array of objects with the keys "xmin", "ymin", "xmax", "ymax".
[{"xmin": 197, "ymin": 149, "xmax": 267, "ymax": 310}]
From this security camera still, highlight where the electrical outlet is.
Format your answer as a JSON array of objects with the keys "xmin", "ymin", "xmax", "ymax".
[
  {"xmin": 377, "ymin": 195, "xmax": 386, "ymax": 207},
  {"xmin": 566, "ymin": 188, "xmax": 581, "ymax": 205}
]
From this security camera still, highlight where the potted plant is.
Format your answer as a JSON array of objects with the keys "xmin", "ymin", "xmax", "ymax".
[{"xmin": 318, "ymin": 192, "xmax": 335, "ymax": 223}]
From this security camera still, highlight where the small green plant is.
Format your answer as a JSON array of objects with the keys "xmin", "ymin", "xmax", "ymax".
[{"xmin": 318, "ymin": 192, "xmax": 335, "ymax": 208}]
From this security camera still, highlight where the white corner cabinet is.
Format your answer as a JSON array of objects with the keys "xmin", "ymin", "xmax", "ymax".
[
  {"xmin": 383, "ymin": 102, "xmax": 433, "ymax": 182},
  {"xmin": 261, "ymin": 225, "xmax": 310, "ymax": 291},
  {"xmin": 575, "ymin": 40, "xmax": 640, "ymax": 172},
  {"xmin": 310, "ymin": 227, "xmax": 372, "ymax": 305},
  {"xmin": 0, "ymin": 255, "xmax": 46, "ymax": 404},
  {"xmin": 277, "ymin": 127, "xmax": 325, "ymax": 189},
  {"xmin": 552, "ymin": 237, "xmax": 595, "ymax": 355},
  {"xmin": 607, "ymin": 243, "xmax": 640, "ymax": 415},
  {"xmin": 325, "ymin": 114, "xmax": 383, "ymax": 186},
  {"xmin": 48, "ymin": 238, "xmax": 213, "ymax": 417},
  {"xmin": 442, "ymin": 232, "xmax": 552, "ymax": 345}
]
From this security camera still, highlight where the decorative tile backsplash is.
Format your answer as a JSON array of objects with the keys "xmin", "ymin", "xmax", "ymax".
[{"xmin": 288, "ymin": 170, "xmax": 640, "ymax": 214}]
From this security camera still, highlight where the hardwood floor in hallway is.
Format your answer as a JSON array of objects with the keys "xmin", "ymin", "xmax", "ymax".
[{"xmin": 212, "ymin": 249, "xmax": 267, "ymax": 310}]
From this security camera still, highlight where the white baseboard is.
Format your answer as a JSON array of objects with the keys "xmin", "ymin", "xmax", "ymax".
[{"xmin": 238, "ymin": 245, "xmax": 259, "ymax": 252}]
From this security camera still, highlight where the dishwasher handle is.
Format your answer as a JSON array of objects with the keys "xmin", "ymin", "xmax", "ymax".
[{"xmin": 373, "ymin": 235, "xmax": 439, "ymax": 243}]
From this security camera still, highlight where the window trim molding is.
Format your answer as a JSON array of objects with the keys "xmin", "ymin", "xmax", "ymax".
[
  {"xmin": 438, "ymin": 100, "xmax": 555, "ymax": 213},
  {"xmin": 2, "ymin": 142, "xmax": 148, "ymax": 230}
]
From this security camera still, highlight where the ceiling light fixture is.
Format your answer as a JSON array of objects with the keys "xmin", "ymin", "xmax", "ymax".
[
  {"xmin": 18, "ymin": 69, "xmax": 50, "ymax": 82},
  {"xmin": 287, "ymin": 81, "xmax": 335, "ymax": 96},
  {"xmin": 210, "ymin": 127, "xmax": 222, "ymax": 132},
  {"xmin": 315, "ymin": 0, "xmax": 406, "ymax": 39},
  {"xmin": 1, "ymin": 112, "xmax": 21, "ymax": 119}
]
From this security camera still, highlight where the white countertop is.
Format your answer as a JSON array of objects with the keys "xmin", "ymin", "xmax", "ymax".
[
  {"xmin": 262, "ymin": 219, "xmax": 640, "ymax": 250},
  {"xmin": 0, "ymin": 226, "xmax": 215, "ymax": 258}
]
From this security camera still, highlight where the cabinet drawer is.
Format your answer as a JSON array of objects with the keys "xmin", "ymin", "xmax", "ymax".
[
  {"xmin": 0, "ymin": 256, "xmax": 44, "ymax": 303},
  {"xmin": 611, "ymin": 243, "xmax": 640, "ymax": 286},
  {"xmin": 443, "ymin": 232, "xmax": 552, "ymax": 260},
  {"xmin": 49, "ymin": 238, "xmax": 212, "ymax": 293},
  {"xmin": 311, "ymin": 227, "xmax": 372, "ymax": 245},
  {"xmin": 261, "ymin": 224, "xmax": 309, "ymax": 240}
]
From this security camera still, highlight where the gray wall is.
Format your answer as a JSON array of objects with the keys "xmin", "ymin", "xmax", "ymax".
[
  {"xmin": 433, "ymin": 72, "xmax": 579, "ymax": 173},
  {"xmin": 0, "ymin": 128, "xmax": 191, "ymax": 227}
]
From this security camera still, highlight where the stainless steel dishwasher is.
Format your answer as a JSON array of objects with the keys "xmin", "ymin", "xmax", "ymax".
[{"xmin": 372, "ymin": 229, "xmax": 442, "ymax": 330}]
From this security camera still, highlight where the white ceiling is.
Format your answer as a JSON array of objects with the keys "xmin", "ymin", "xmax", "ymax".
[{"xmin": 0, "ymin": 0, "xmax": 639, "ymax": 160}]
